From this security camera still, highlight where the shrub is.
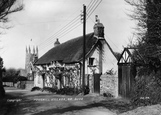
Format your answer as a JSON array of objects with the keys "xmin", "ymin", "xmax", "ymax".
[
  {"xmin": 76, "ymin": 86, "xmax": 90, "ymax": 95},
  {"xmin": 84, "ymin": 86, "xmax": 90, "ymax": 95},
  {"xmin": 31, "ymin": 86, "xmax": 90, "ymax": 96},
  {"xmin": 130, "ymin": 72, "xmax": 161, "ymax": 106},
  {"xmin": 103, "ymin": 92, "xmax": 114, "ymax": 98},
  {"xmin": 42, "ymin": 87, "xmax": 58, "ymax": 93},
  {"xmin": 56, "ymin": 86, "xmax": 75, "ymax": 95},
  {"xmin": 31, "ymin": 86, "xmax": 41, "ymax": 92}
]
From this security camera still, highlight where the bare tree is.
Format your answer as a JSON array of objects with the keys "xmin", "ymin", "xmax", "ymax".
[
  {"xmin": 0, "ymin": 0, "xmax": 23, "ymax": 23},
  {"xmin": 0, "ymin": 0, "xmax": 23, "ymax": 98}
]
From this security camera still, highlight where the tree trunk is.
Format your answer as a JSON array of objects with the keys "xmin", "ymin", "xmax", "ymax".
[{"xmin": 0, "ymin": 69, "xmax": 5, "ymax": 98}]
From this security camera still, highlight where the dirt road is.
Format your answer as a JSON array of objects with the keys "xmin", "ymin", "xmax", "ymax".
[{"xmin": 0, "ymin": 87, "xmax": 131, "ymax": 115}]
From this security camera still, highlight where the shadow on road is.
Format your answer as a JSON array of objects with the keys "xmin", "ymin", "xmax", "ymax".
[
  {"xmin": 32, "ymin": 99, "xmax": 132, "ymax": 115},
  {"xmin": 0, "ymin": 87, "xmax": 133, "ymax": 115}
]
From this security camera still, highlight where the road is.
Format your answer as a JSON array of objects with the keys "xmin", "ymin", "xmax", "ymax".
[{"xmin": 0, "ymin": 87, "xmax": 131, "ymax": 115}]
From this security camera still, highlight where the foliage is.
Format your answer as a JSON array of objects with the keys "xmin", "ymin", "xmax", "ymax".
[
  {"xmin": 103, "ymin": 92, "xmax": 114, "ymax": 98},
  {"xmin": 4, "ymin": 68, "xmax": 19, "ymax": 78},
  {"xmin": 84, "ymin": 85, "xmax": 90, "ymax": 95},
  {"xmin": 2, "ymin": 76, "xmax": 15, "ymax": 82},
  {"xmin": 0, "ymin": 0, "xmax": 23, "ymax": 98},
  {"xmin": 15, "ymin": 76, "xmax": 27, "ymax": 82},
  {"xmin": 37, "ymin": 63, "xmax": 80, "ymax": 89},
  {"xmin": 114, "ymin": 52, "xmax": 121, "ymax": 61},
  {"xmin": 126, "ymin": 0, "xmax": 161, "ymax": 106},
  {"xmin": 56, "ymin": 86, "xmax": 75, "ymax": 95},
  {"xmin": 42, "ymin": 86, "xmax": 58, "ymax": 93},
  {"xmin": 126, "ymin": 0, "xmax": 161, "ymax": 74},
  {"xmin": 105, "ymin": 68, "xmax": 116, "ymax": 75},
  {"xmin": 130, "ymin": 71, "xmax": 161, "ymax": 106},
  {"xmin": 26, "ymin": 73, "xmax": 33, "ymax": 80},
  {"xmin": 31, "ymin": 85, "xmax": 90, "ymax": 95},
  {"xmin": 31, "ymin": 87, "xmax": 42, "ymax": 92},
  {"xmin": 0, "ymin": 0, "xmax": 23, "ymax": 31},
  {"xmin": 0, "ymin": 57, "xmax": 5, "ymax": 98},
  {"xmin": 3, "ymin": 68, "xmax": 20, "ymax": 83},
  {"xmin": 0, "ymin": 86, "xmax": 5, "ymax": 98},
  {"xmin": 2, "ymin": 68, "xmax": 29, "ymax": 82},
  {"xmin": 56, "ymin": 86, "xmax": 82, "ymax": 95}
]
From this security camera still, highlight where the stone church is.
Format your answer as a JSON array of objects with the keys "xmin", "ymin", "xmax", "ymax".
[{"xmin": 25, "ymin": 46, "xmax": 38, "ymax": 80}]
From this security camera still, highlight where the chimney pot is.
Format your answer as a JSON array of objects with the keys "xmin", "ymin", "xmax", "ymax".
[
  {"xmin": 54, "ymin": 38, "xmax": 60, "ymax": 47},
  {"xmin": 93, "ymin": 15, "xmax": 104, "ymax": 38}
]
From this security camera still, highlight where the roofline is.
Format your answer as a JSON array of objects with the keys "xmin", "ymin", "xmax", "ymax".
[
  {"xmin": 78, "ymin": 38, "xmax": 117, "ymax": 62},
  {"xmin": 104, "ymin": 39, "xmax": 118, "ymax": 61},
  {"xmin": 78, "ymin": 38, "xmax": 98, "ymax": 62},
  {"xmin": 118, "ymin": 48, "xmax": 128, "ymax": 64}
]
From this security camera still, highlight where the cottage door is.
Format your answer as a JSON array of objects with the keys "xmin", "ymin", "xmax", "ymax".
[{"xmin": 93, "ymin": 73, "xmax": 101, "ymax": 94}]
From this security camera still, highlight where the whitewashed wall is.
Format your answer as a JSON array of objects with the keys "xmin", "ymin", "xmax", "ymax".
[
  {"xmin": 34, "ymin": 72, "xmax": 44, "ymax": 88},
  {"xmin": 85, "ymin": 40, "xmax": 118, "ymax": 75},
  {"xmin": 100, "ymin": 75, "xmax": 118, "ymax": 97},
  {"xmin": 85, "ymin": 40, "xmax": 118, "ymax": 97}
]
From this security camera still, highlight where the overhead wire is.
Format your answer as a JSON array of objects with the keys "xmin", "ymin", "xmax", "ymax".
[
  {"xmin": 105, "ymin": 34, "xmax": 119, "ymax": 51},
  {"xmin": 39, "ymin": 23, "xmax": 82, "ymax": 51},
  {"xmin": 38, "ymin": 5, "xmax": 83, "ymax": 47},
  {"xmin": 40, "ymin": 0, "xmax": 102, "ymax": 51},
  {"xmin": 57, "ymin": 23, "xmax": 82, "ymax": 39},
  {"xmin": 87, "ymin": 0, "xmax": 119, "ymax": 52},
  {"xmin": 39, "ymin": 0, "xmax": 102, "ymax": 51},
  {"xmin": 86, "ymin": 0, "xmax": 96, "ymax": 13},
  {"xmin": 39, "ymin": 16, "xmax": 81, "ymax": 50},
  {"xmin": 39, "ymin": 21, "xmax": 82, "ymax": 51},
  {"xmin": 39, "ymin": 15, "xmax": 81, "ymax": 49},
  {"xmin": 38, "ymin": 15, "xmax": 80, "ymax": 47},
  {"xmin": 87, "ymin": 0, "xmax": 102, "ymax": 20}
]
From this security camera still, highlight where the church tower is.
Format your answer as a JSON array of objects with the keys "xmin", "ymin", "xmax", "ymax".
[
  {"xmin": 25, "ymin": 46, "xmax": 31, "ymax": 74},
  {"xmin": 25, "ymin": 45, "xmax": 38, "ymax": 80}
]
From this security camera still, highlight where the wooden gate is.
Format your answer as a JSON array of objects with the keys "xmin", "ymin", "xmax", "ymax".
[
  {"xmin": 118, "ymin": 48, "xmax": 137, "ymax": 98},
  {"xmin": 118, "ymin": 65, "xmax": 134, "ymax": 98},
  {"xmin": 93, "ymin": 74, "xmax": 101, "ymax": 94}
]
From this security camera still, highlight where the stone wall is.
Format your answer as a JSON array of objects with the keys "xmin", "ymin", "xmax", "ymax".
[
  {"xmin": 25, "ymin": 81, "xmax": 34, "ymax": 90},
  {"xmin": 100, "ymin": 74, "xmax": 118, "ymax": 97}
]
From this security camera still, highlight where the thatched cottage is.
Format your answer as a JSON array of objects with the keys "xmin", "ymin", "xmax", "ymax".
[{"xmin": 33, "ymin": 18, "xmax": 118, "ymax": 96}]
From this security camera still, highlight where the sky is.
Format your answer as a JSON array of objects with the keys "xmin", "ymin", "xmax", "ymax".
[{"xmin": 0, "ymin": 0, "xmax": 135, "ymax": 69}]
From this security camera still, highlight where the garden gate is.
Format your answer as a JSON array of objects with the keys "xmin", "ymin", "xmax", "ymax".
[{"xmin": 118, "ymin": 48, "xmax": 138, "ymax": 98}]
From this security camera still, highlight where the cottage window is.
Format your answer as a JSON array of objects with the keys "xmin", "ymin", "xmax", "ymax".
[{"xmin": 88, "ymin": 57, "xmax": 95, "ymax": 66}]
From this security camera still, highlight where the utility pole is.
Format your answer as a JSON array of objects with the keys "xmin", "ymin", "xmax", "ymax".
[{"xmin": 82, "ymin": 4, "xmax": 86, "ymax": 95}]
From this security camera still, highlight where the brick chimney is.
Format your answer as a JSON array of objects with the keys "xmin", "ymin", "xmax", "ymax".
[
  {"xmin": 54, "ymin": 38, "xmax": 60, "ymax": 47},
  {"xmin": 93, "ymin": 15, "xmax": 104, "ymax": 38}
]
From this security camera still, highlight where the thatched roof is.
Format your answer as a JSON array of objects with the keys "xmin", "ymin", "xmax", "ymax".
[{"xmin": 35, "ymin": 33, "xmax": 98, "ymax": 65}]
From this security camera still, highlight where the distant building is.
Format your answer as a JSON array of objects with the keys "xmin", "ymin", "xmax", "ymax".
[
  {"xmin": 19, "ymin": 69, "xmax": 27, "ymax": 77},
  {"xmin": 25, "ymin": 46, "xmax": 38, "ymax": 80}
]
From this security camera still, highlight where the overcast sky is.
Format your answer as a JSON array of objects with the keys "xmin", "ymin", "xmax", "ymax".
[{"xmin": 0, "ymin": 0, "xmax": 135, "ymax": 69}]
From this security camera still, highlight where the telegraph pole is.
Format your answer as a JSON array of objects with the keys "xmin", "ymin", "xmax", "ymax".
[{"xmin": 82, "ymin": 4, "xmax": 86, "ymax": 95}]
